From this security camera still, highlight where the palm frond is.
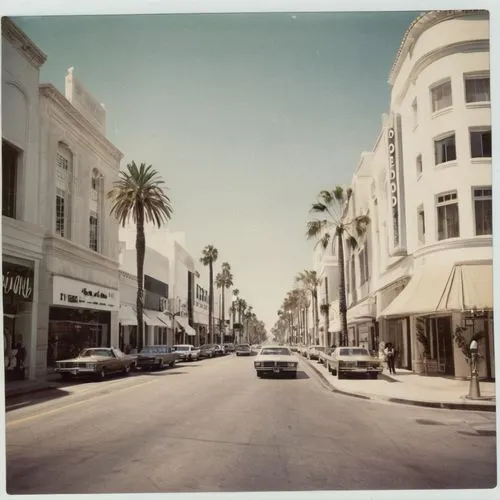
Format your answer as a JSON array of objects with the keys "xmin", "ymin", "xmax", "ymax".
[
  {"xmin": 310, "ymin": 202, "xmax": 328, "ymax": 213},
  {"xmin": 333, "ymin": 186, "xmax": 344, "ymax": 201},
  {"xmin": 306, "ymin": 220, "xmax": 327, "ymax": 240},
  {"xmin": 319, "ymin": 190, "xmax": 333, "ymax": 205}
]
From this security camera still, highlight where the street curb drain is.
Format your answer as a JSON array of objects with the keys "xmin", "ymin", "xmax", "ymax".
[{"xmin": 301, "ymin": 357, "xmax": 497, "ymax": 412}]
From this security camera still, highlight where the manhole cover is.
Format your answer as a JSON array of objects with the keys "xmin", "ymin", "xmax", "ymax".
[{"xmin": 415, "ymin": 419, "xmax": 445, "ymax": 426}]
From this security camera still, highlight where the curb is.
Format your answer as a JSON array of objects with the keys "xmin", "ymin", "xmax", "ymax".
[
  {"xmin": 301, "ymin": 358, "xmax": 497, "ymax": 412},
  {"xmin": 5, "ymin": 383, "xmax": 62, "ymax": 400}
]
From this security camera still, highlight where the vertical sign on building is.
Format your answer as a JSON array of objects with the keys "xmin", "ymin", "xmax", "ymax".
[{"xmin": 387, "ymin": 114, "xmax": 407, "ymax": 256}]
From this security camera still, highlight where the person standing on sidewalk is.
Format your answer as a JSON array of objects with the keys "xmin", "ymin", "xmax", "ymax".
[{"xmin": 384, "ymin": 343, "xmax": 396, "ymax": 375}]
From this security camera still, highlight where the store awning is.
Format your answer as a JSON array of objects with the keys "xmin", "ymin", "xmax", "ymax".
[
  {"xmin": 437, "ymin": 261, "xmax": 493, "ymax": 312},
  {"xmin": 119, "ymin": 305, "xmax": 137, "ymax": 326},
  {"xmin": 144, "ymin": 309, "xmax": 170, "ymax": 327},
  {"xmin": 175, "ymin": 316, "xmax": 196, "ymax": 336},
  {"xmin": 379, "ymin": 263, "xmax": 454, "ymax": 318}
]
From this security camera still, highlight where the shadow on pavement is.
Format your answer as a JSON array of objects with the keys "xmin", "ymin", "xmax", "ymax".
[
  {"xmin": 260, "ymin": 371, "xmax": 309, "ymax": 380},
  {"xmin": 5, "ymin": 387, "xmax": 71, "ymax": 412}
]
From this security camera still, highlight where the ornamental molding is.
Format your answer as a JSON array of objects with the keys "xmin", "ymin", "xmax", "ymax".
[
  {"xmin": 394, "ymin": 39, "xmax": 489, "ymax": 105},
  {"xmin": 39, "ymin": 84, "xmax": 123, "ymax": 162},
  {"xmin": 389, "ymin": 10, "xmax": 489, "ymax": 86},
  {"xmin": 412, "ymin": 236, "xmax": 492, "ymax": 260},
  {"xmin": 2, "ymin": 17, "xmax": 47, "ymax": 69}
]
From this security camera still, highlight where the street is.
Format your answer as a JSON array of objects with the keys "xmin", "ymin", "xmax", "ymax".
[{"xmin": 5, "ymin": 353, "xmax": 497, "ymax": 494}]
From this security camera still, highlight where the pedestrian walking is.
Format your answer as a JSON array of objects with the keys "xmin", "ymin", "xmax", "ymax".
[{"xmin": 384, "ymin": 342, "xmax": 396, "ymax": 374}]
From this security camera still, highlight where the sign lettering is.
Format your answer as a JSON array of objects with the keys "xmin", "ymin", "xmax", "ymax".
[
  {"xmin": 387, "ymin": 126, "xmax": 400, "ymax": 246},
  {"xmin": 3, "ymin": 268, "xmax": 34, "ymax": 301}
]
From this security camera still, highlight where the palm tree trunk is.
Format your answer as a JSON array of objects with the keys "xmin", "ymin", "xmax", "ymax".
[
  {"xmin": 209, "ymin": 262, "xmax": 213, "ymax": 344},
  {"xmin": 136, "ymin": 207, "xmax": 145, "ymax": 351},
  {"xmin": 325, "ymin": 277, "xmax": 330, "ymax": 345},
  {"xmin": 338, "ymin": 231, "xmax": 348, "ymax": 346},
  {"xmin": 221, "ymin": 289, "xmax": 225, "ymax": 345},
  {"xmin": 305, "ymin": 305, "xmax": 309, "ymax": 346},
  {"xmin": 314, "ymin": 288, "xmax": 319, "ymax": 345}
]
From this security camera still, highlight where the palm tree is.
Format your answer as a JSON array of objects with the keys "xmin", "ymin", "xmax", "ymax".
[
  {"xmin": 108, "ymin": 161, "xmax": 173, "ymax": 351},
  {"xmin": 231, "ymin": 289, "xmax": 239, "ymax": 325},
  {"xmin": 200, "ymin": 245, "xmax": 218, "ymax": 344},
  {"xmin": 306, "ymin": 186, "xmax": 370, "ymax": 346},
  {"xmin": 216, "ymin": 262, "xmax": 233, "ymax": 344},
  {"xmin": 296, "ymin": 270, "xmax": 322, "ymax": 345}
]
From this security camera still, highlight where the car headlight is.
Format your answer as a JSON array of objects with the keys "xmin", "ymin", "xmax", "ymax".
[
  {"xmin": 255, "ymin": 362, "xmax": 262, "ymax": 367},
  {"xmin": 287, "ymin": 362, "xmax": 297, "ymax": 367}
]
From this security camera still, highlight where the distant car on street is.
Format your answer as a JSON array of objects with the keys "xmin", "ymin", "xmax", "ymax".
[
  {"xmin": 254, "ymin": 346, "xmax": 298, "ymax": 378},
  {"xmin": 223, "ymin": 343, "xmax": 235, "ymax": 353},
  {"xmin": 55, "ymin": 347, "xmax": 135, "ymax": 380},
  {"xmin": 213, "ymin": 344, "xmax": 225, "ymax": 356},
  {"xmin": 324, "ymin": 347, "xmax": 383, "ymax": 379},
  {"xmin": 173, "ymin": 344, "xmax": 200, "ymax": 362},
  {"xmin": 199, "ymin": 344, "xmax": 217, "ymax": 358},
  {"xmin": 136, "ymin": 345, "xmax": 177, "ymax": 371},
  {"xmin": 309, "ymin": 346, "xmax": 326, "ymax": 361},
  {"xmin": 235, "ymin": 344, "xmax": 251, "ymax": 356}
]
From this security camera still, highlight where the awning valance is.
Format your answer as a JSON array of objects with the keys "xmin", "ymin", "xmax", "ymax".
[
  {"xmin": 144, "ymin": 309, "xmax": 170, "ymax": 327},
  {"xmin": 379, "ymin": 263, "xmax": 454, "ymax": 318},
  {"xmin": 347, "ymin": 298, "xmax": 376, "ymax": 325},
  {"xmin": 175, "ymin": 316, "xmax": 196, "ymax": 336},
  {"xmin": 119, "ymin": 305, "xmax": 137, "ymax": 326},
  {"xmin": 437, "ymin": 261, "xmax": 493, "ymax": 312}
]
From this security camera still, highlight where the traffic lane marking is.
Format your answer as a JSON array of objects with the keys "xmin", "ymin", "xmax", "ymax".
[{"xmin": 6, "ymin": 378, "xmax": 158, "ymax": 428}]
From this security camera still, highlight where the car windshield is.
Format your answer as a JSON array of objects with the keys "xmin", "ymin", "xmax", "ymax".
[
  {"xmin": 80, "ymin": 348, "xmax": 113, "ymax": 358},
  {"xmin": 175, "ymin": 346, "xmax": 189, "ymax": 351},
  {"xmin": 339, "ymin": 348, "xmax": 370, "ymax": 356},
  {"xmin": 260, "ymin": 348, "xmax": 290, "ymax": 356}
]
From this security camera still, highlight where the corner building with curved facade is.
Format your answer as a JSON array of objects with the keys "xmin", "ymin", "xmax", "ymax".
[{"xmin": 335, "ymin": 10, "xmax": 493, "ymax": 380}]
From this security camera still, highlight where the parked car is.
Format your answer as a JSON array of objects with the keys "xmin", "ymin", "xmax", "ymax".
[
  {"xmin": 318, "ymin": 348, "xmax": 334, "ymax": 365},
  {"xmin": 309, "ymin": 346, "xmax": 326, "ymax": 361},
  {"xmin": 55, "ymin": 347, "xmax": 135, "ymax": 380},
  {"xmin": 324, "ymin": 347, "xmax": 383, "ymax": 379},
  {"xmin": 199, "ymin": 344, "xmax": 217, "ymax": 358},
  {"xmin": 223, "ymin": 343, "xmax": 235, "ymax": 353},
  {"xmin": 136, "ymin": 345, "xmax": 176, "ymax": 370},
  {"xmin": 254, "ymin": 346, "xmax": 298, "ymax": 378},
  {"xmin": 213, "ymin": 344, "xmax": 225, "ymax": 356},
  {"xmin": 173, "ymin": 344, "xmax": 200, "ymax": 362},
  {"xmin": 235, "ymin": 344, "xmax": 251, "ymax": 356}
]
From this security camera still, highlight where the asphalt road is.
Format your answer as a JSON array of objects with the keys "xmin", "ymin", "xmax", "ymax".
[{"xmin": 4, "ymin": 353, "xmax": 497, "ymax": 494}]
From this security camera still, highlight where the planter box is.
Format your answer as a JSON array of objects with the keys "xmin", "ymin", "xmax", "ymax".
[{"xmin": 413, "ymin": 359, "xmax": 425, "ymax": 374}]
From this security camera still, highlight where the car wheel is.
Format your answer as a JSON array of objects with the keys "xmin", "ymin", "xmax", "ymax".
[
  {"xmin": 98, "ymin": 368, "xmax": 106, "ymax": 380},
  {"xmin": 370, "ymin": 372, "xmax": 378, "ymax": 380},
  {"xmin": 257, "ymin": 372, "xmax": 262, "ymax": 378},
  {"xmin": 338, "ymin": 370, "xmax": 344, "ymax": 379},
  {"xmin": 188, "ymin": 355, "xmax": 192, "ymax": 362},
  {"xmin": 123, "ymin": 364, "xmax": 131, "ymax": 376},
  {"xmin": 158, "ymin": 359, "xmax": 164, "ymax": 370},
  {"xmin": 170, "ymin": 360, "xmax": 176, "ymax": 368},
  {"xmin": 236, "ymin": 353, "xmax": 239, "ymax": 356}
]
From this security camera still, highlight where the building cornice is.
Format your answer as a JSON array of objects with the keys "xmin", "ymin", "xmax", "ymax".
[
  {"xmin": 39, "ymin": 83, "xmax": 123, "ymax": 162},
  {"xmin": 413, "ymin": 236, "xmax": 492, "ymax": 260},
  {"xmin": 394, "ymin": 39, "xmax": 489, "ymax": 105},
  {"xmin": 2, "ymin": 17, "xmax": 47, "ymax": 69},
  {"xmin": 389, "ymin": 10, "xmax": 489, "ymax": 86}
]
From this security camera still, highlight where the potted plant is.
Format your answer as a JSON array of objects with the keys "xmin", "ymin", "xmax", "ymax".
[{"xmin": 452, "ymin": 325, "xmax": 484, "ymax": 376}]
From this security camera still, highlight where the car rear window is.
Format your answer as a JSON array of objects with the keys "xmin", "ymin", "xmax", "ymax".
[{"xmin": 339, "ymin": 348, "xmax": 370, "ymax": 356}]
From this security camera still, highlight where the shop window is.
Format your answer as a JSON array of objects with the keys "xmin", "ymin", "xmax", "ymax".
[
  {"xmin": 465, "ymin": 75, "xmax": 490, "ymax": 103},
  {"xmin": 55, "ymin": 145, "xmax": 73, "ymax": 238},
  {"xmin": 430, "ymin": 80, "xmax": 452, "ymax": 112},
  {"xmin": 470, "ymin": 129, "xmax": 492, "ymax": 158},
  {"xmin": 2, "ymin": 140, "xmax": 19, "ymax": 219},
  {"xmin": 434, "ymin": 133, "xmax": 456, "ymax": 165},
  {"xmin": 416, "ymin": 154, "xmax": 423, "ymax": 177},
  {"xmin": 436, "ymin": 192, "xmax": 459, "ymax": 240},
  {"xmin": 473, "ymin": 187, "xmax": 492, "ymax": 236},
  {"xmin": 417, "ymin": 206, "xmax": 425, "ymax": 245}
]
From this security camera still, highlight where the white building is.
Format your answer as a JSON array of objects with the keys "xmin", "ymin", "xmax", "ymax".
[
  {"xmin": 38, "ymin": 68, "xmax": 123, "ymax": 373},
  {"xmin": 338, "ymin": 10, "xmax": 493, "ymax": 378},
  {"xmin": 2, "ymin": 18, "xmax": 46, "ymax": 380}
]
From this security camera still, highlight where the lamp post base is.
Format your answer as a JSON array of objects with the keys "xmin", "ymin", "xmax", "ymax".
[{"xmin": 466, "ymin": 374, "xmax": 481, "ymax": 400}]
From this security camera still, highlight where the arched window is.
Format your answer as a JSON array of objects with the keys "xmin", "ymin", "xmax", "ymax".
[
  {"xmin": 55, "ymin": 143, "xmax": 73, "ymax": 238},
  {"xmin": 90, "ymin": 168, "xmax": 103, "ymax": 252}
]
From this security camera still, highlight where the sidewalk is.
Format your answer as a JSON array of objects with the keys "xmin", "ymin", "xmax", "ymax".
[
  {"xmin": 302, "ymin": 356, "xmax": 497, "ymax": 413},
  {"xmin": 4, "ymin": 373, "xmax": 64, "ymax": 399}
]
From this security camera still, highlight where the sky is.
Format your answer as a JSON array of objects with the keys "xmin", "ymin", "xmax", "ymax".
[{"xmin": 14, "ymin": 10, "xmax": 420, "ymax": 333}]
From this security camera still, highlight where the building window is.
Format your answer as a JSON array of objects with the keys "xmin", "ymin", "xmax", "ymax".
[
  {"xmin": 436, "ymin": 192, "xmax": 459, "ymax": 240},
  {"xmin": 416, "ymin": 154, "xmax": 423, "ymax": 177},
  {"xmin": 90, "ymin": 169, "xmax": 102, "ymax": 252},
  {"xmin": 55, "ymin": 145, "xmax": 72, "ymax": 238},
  {"xmin": 434, "ymin": 133, "xmax": 456, "ymax": 165},
  {"xmin": 359, "ymin": 248, "xmax": 366, "ymax": 285},
  {"xmin": 465, "ymin": 76, "xmax": 490, "ymax": 103},
  {"xmin": 412, "ymin": 98, "xmax": 418, "ymax": 128},
  {"xmin": 431, "ymin": 80, "xmax": 452, "ymax": 112},
  {"xmin": 473, "ymin": 187, "xmax": 492, "ymax": 236},
  {"xmin": 470, "ymin": 129, "xmax": 492, "ymax": 158},
  {"xmin": 2, "ymin": 140, "xmax": 19, "ymax": 218},
  {"xmin": 417, "ymin": 206, "xmax": 425, "ymax": 245}
]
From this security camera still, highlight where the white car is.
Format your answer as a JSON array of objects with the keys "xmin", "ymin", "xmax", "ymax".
[
  {"xmin": 254, "ymin": 346, "xmax": 298, "ymax": 378},
  {"xmin": 172, "ymin": 344, "xmax": 200, "ymax": 362}
]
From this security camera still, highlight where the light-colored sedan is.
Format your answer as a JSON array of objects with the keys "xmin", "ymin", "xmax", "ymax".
[
  {"xmin": 254, "ymin": 346, "xmax": 298, "ymax": 378},
  {"xmin": 55, "ymin": 347, "xmax": 135, "ymax": 380},
  {"xmin": 325, "ymin": 347, "xmax": 383, "ymax": 379},
  {"xmin": 173, "ymin": 344, "xmax": 200, "ymax": 362},
  {"xmin": 235, "ymin": 344, "xmax": 251, "ymax": 356}
]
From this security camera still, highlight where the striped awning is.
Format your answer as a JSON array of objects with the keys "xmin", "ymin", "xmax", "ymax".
[{"xmin": 144, "ymin": 309, "xmax": 170, "ymax": 327}]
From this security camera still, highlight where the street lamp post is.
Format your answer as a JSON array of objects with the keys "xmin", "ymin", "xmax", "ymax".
[{"xmin": 465, "ymin": 306, "xmax": 485, "ymax": 400}]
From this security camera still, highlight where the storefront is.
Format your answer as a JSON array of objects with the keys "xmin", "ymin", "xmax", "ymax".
[
  {"xmin": 3, "ymin": 259, "xmax": 37, "ymax": 381},
  {"xmin": 47, "ymin": 275, "xmax": 119, "ymax": 365}
]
